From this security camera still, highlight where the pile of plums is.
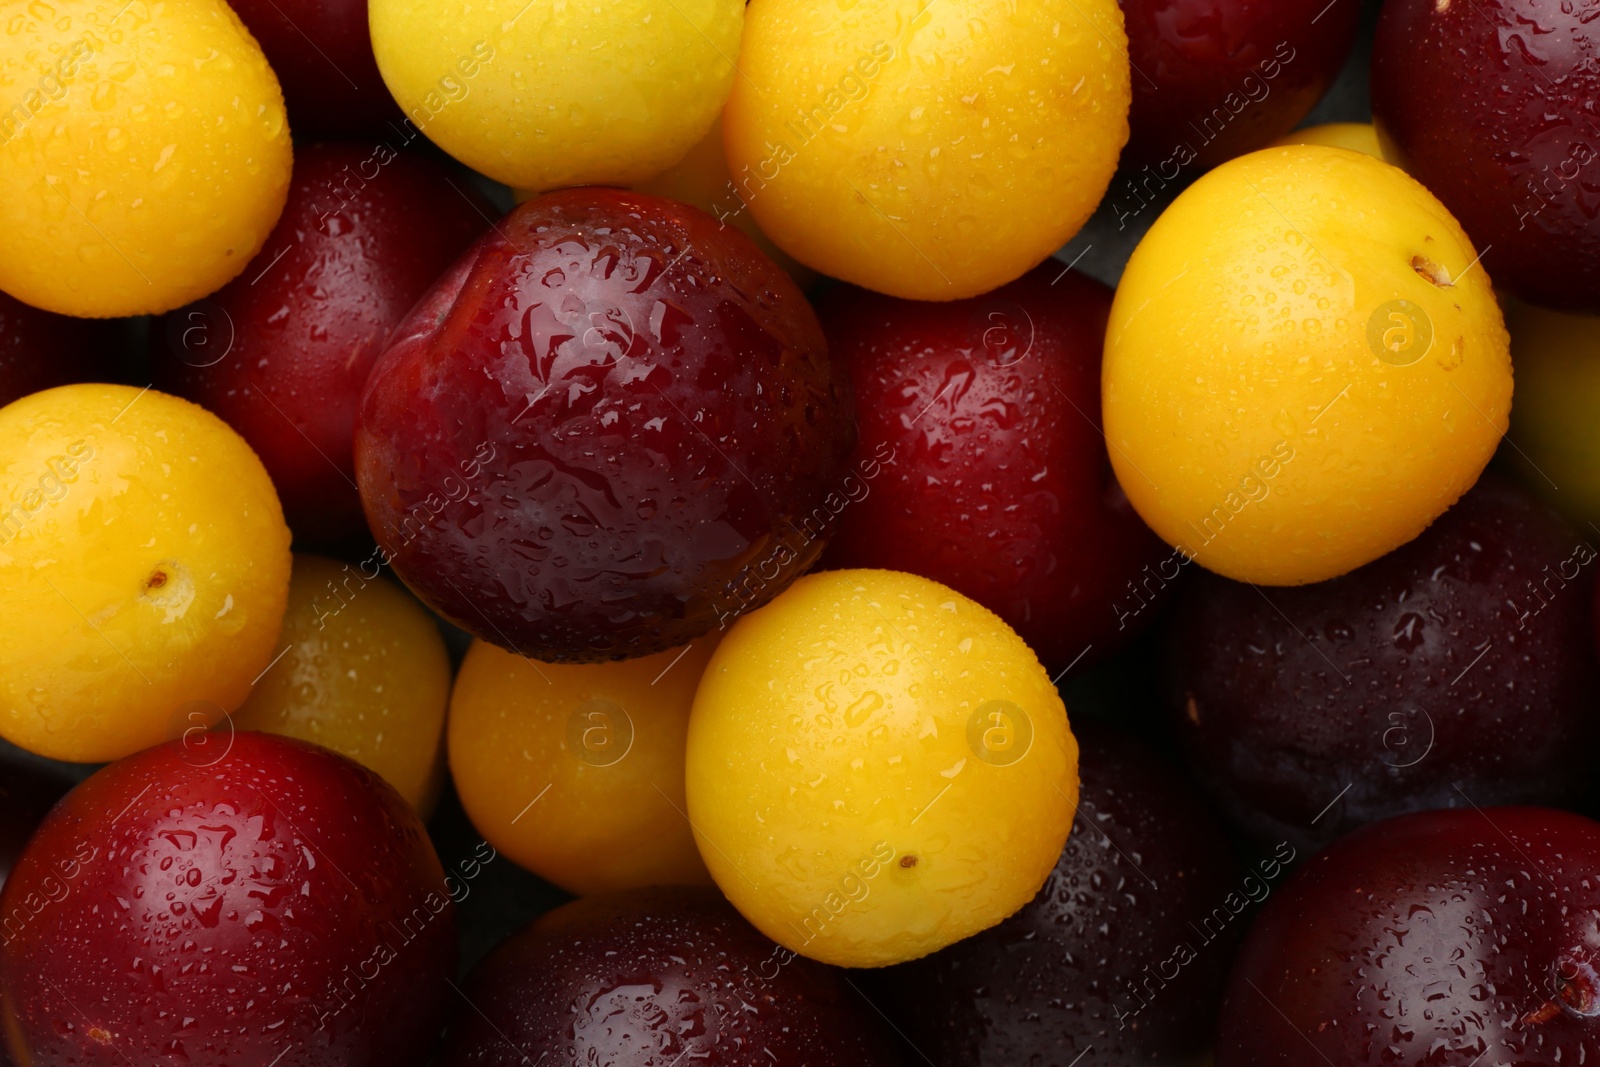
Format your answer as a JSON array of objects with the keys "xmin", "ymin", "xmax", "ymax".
[{"xmin": 1, "ymin": 0, "xmax": 1598, "ymax": 1063}]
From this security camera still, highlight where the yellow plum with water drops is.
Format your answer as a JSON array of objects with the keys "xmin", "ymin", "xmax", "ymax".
[
  {"xmin": 369, "ymin": 0, "xmax": 744, "ymax": 191},
  {"xmin": 0, "ymin": 0, "xmax": 292, "ymax": 317},
  {"xmin": 685, "ymin": 569, "xmax": 1077, "ymax": 968},
  {"xmin": 232, "ymin": 554, "xmax": 452, "ymax": 814},
  {"xmin": 1103, "ymin": 145, "xmax": 1511, "ymax": 586},
  {"xmin": 723, "ymin": 0, "xmax": 1130, "ymax": 301},
  {"xmin": 449, "ymin": 637, "xmax": 714, "ymax": 896},
  {"xmin": 0, "ymin": 384, "xmax": 291, "ymax": 762}
]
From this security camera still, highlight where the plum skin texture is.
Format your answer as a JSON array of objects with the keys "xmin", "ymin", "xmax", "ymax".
[
  {"xmin": 439, "ymin": 885, "xmax": 900, "ymax": 1066},
  {"xmin": 817, "ymin": 264, "xmax": 1173, "ymax": 673},
  {"xmin": 1166, "ymin": 473, "xmax": 1600, "ymax": 853},
  {"xmin": 0, "ymin": 732, "xmax": 456, "ymax": 1067},
  {"xmin": 1217, "ymin": 806, "xmax": 1600, "ymax": 1066},
  {"xmin": 354, "ymin": 187, "xmax": 855, "ymax": 663},
  {"xmin": 152, "ymin": 143, "xmax": 488, "ymax": 545},
  {"xmin": 1371, "ymin": 0, "xmax": 1600, "ymax": 312},
  {"xmin": 226, "ymin": 0, "xmax": 404, "ymax": 138},
  {"xmin": 1119, "ymin": 0, "xmax": 1361, "ymax": 171},
  {"xmin": 881, "ymin": 718, "xmax": 1244, "ymax": 1066}
]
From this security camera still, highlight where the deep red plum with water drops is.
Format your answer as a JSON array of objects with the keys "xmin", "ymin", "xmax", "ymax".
[
  {"xmin": 153, "ymin": 144, "xmax": 489, "ymax": 545},
  {"xmin": 817, "ymin": 265, "xmax": 1170, "ymax": 674},
  {"xmin": 354, "ymin": 187, "xmax": 854, "ymax": 663},
  {"xmin": 0, "ymin": 733, "xmax": 455, "ymax": 1067}
]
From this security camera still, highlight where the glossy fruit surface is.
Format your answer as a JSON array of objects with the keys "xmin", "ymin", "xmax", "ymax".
[
  {"xmin": 153, "ymin": 144, "xmax": 487, "ymax": 544},
  {"xmin": 818, "ymin": 263, "xmax": 1171, "ymax": 673},
  {"xmin": 440, "ymin": 886, "xmax": 900, "ymax": 1066},
  {"xmin": 886, "ymin": 717, "xmax": 1247, "ymax": 1065},
  {"xmin": 448, "ymin": 636, "xmax": 714, "ymax": 895},
  {"xmin": 1505, "ymin": 303, "xmax": 1600, "ymax": 527},
  {"xmin": 1168, "ymin": 473, "xmax": 1600, "ymax": 852},
  {"xmin": 0, "ymin": 732, "xmax": 456, "ymax": 1067},
  {"xmin": 0, "ymin": 384, "xmax": 291, "ymax": 763},
  {"xmin": 0, "ymin": 291, "xmax": 121, "ymax": 409},
  {"xmin": 685, "ymin": 569, "xmax": 1077, "ymax": 968},
  {"xmin": 369, "ymin": 0, "xmax": 742, "ymax": 191},
  {"xmin": 1217, "ymin": 806, "xmax": 1600, "ymax": 1066},
  {"xmin": 232, "ymin": 554, "xmax": 451, "ymax": 814},
  {"xmin": 1104, "ymin": 145, "xmax": 1511, "ymax": 586},
  {"xmin": 633, "ymin": 116, "xmax": 817, "ymax": 289},
  {"xmin": 227, "ymin": 0, "xmax": 403, "ymax": 138},
  {"xmin": 0, "ymin": 0, "xmax": 292, "ymax": 317},
  {"xmin": 354, "ymin": 187, "xmax": 854, "ymax": 663},
  {"xmin": 1121, "ymin": 0, "xmax": 1359, "ymax": 170},
  {"xmin": 723, "ymin": 0, "xmax": 1130, "ymax": 300},
  {"xmin": 1372, "ymin": 0, "xmax": 1600, "ymax": 313},
  {"xmin": 1272, "ymin": 122, "xmax": 1383, "ymax": 158}
]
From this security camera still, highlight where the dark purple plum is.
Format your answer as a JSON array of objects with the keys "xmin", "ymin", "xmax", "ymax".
[
  {"xmin": 1168, "ymin": 472, "xmax": 1600, "ymax": 852},
  {"xmin": 1372, "ymin": 0, "xmax": 1600, "ymax": 312},
  {"xmin": 883, "ymin": 717, "xmax": 1251, "ymax": 1066},
  {"xmin": 1120, "ymin": 0, "xmax": 1361, "ymax": 171},
  {"xmin": 440, "ymin": 886, "xmax": 899, "ymax": 1067},
  {"xmin": 227, "ymin": 0, "xmax": 404, "ymax": 139},
  {"xmin": 1218, "ymin": 807, "xmax": 1600, "ymax": 1065}
]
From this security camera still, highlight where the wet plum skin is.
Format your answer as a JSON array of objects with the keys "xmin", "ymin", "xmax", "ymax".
[
  {"xmin": 817, "ymin": 265, "xmax": 1172, "ymax": 674},
  {"xmin": 1217, "ymin": 806, "xmax": 1600, "ymax": 1066},
  {"xmin": 0, "ymin": 733, "xmax": 456, "ymax": 1067},
  {"xmin": 1119, "ymin": 0, "xmax": 1361, "ymax": 171},
  {"xmin": 354, "ymin": 187, "xmax": 855, "ymax": 663},
  {"xmin": 152, "ymin": 144, "xmax": 489, "ymax": 545},
  {"xmin": 1166, "ymin": 473, "xmax": 1600, "ymax": 853},
  {"xmin": 1371, "ymin": 0, "xmax": 1600, "ymax": 312},
  {"xmin": 881, "ymin": 718, "xmax": 1246, "ymax": 1066},
  {"xmin": 439, "ymin": 885, "xmax": 901, "ymax": 1067}
]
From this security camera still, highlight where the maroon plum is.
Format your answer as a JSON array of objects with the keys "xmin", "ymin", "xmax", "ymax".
[
  {"xmin": 1372, "ymin": 0, "xmax": 1600, "ymax": 312},
  {"xmin": 0, "ymin": 291, "xmax": 120, "ymax": 409},
  {"xmin": 1217, "ymin": 806, "xmax": 1600, "ymax": 1066},
  {"xmin": 816, "ymin": 265, "xmax": 1171, "ymax": 673},
  {"xmin": 0, "ymin": 732, "xmax": 456, "ymax": 1067},
  {"xmin": 227, "ymin": 0, "xmax": 403, "ymax": 138},
  {"xmin": 440, "ymin": 886, "xmax": 899, "ymax": 1067},
  {"xmin": 1119, "ymin": 0, "xmax": 1361, "ymax": 171},
  {"xmin": 1168, "ymin": 472, "xmax": 1600, "ymax": 852},
  {"xmin": 884, "ymin": 717, "xmax": 1251, "ymax": 1066},
  {"xmin": 353, "ymin": 187, "xmax": 854, "ymax": 663},
  {"xmin": 152, "ymin": 143, "xmax": 488, "ymax": 544}
]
